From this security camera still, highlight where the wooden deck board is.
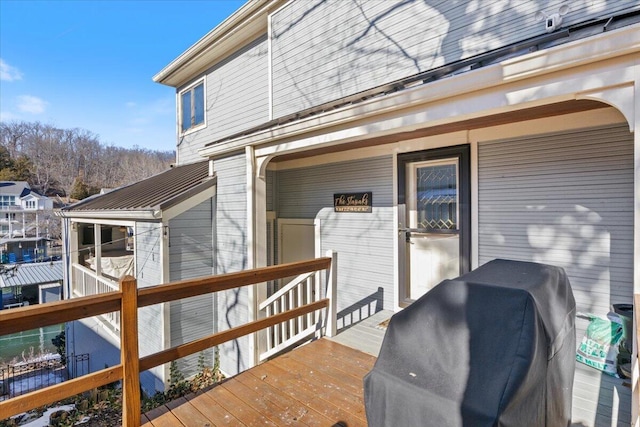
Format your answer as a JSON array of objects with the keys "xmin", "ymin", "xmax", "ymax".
[
  {"xmin": 166, "ymin": 396, "xmax": 212, "ymax": 426},
  {"xmin": 143, "ymin": 338, "xmax": 374, "ymax": 427},
  {"xmin": 221, "ymin": 374, "xmax": 310, "ymax": 426},
  {"xmin": 233, "ymin": 371, "xmax": 335, "ymax": 426},
  {"xmin": 249, "ymin": 358, "xmax": 366, "ymax": 426},
  {"xmin": 203, "ymin": 383, "xmax": 279, "ymax": 426},
  {"xmin": 143, "ymin": 402, "xmax": 186, "ymax": 427},
  {"xmin": 185, "ymin": 392, "xmax": 244, "ymax": 426}
]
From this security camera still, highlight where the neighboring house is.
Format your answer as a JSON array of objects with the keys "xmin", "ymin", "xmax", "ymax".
[
  {"xmin": 0, "ymin": 261, "xmax": 63, "ymax": 309},
  {"xmin": 59, "ymin": 1, "xmax": 639, "ymax": 425},
  {"xmin": 0, "ymin": 181, "xmax": 55, "ymax": 263}
]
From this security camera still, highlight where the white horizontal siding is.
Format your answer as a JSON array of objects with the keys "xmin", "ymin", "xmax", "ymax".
[
  {"xmin": 271, "ymin": 0, "xmax": 638, "ymax": 118},
  {"xmin": 177, "ymin": 36, "xmax": 269, "ymax": 165},
  {"xmin": 169, "ymin": 200, "xmax": 215, "ymax": 377},
  {"xmin": 477, "ymin": 123, "xmax": 633, "ymax": 427},
  {"xmin": 277, "ymin": 156, "xmax": 395, "ymax": 328},
  {"xmin": 134, "ymin": 222, "xmax": 164, "ymax": 392},
  {"xmin": 135, "ymin": 222, "xmax": 162, "ymax": 288},
  {"xmin": 212, "ymin": 154, "xmax": 251, "ymax": 376}
]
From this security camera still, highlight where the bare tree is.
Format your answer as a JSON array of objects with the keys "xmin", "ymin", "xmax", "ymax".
[{"xmin": 0, "ymin": 120, "xmax": 175, "ymax": 197}]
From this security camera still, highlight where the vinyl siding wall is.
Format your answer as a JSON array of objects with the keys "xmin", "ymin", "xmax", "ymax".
[
  {"xmin": 168, "ymin": 202, "xmax": 215, "ymax": 376},
  {"xmin": 177, "ymin": 36, "xmax": 270, "ymax": 165},
  {"xmin": 276, "ymin": 156, "xmax": 394, "ymax": 329},
  {"xmin": 477, "ymin": 124, "xmax": 634, "ymax": 427},
  {"xmin": 135, "ymin": 222, "xmax": 165, "ymax": 393},
  {"xmin": 213, "ymin": 154, "xmax": 251, "ymax": 376},
  {"xmin": 270, "ymin": 0, "xmax": 638, "ymax": 118}
]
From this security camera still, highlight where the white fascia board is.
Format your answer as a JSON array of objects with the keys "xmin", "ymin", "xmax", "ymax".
[
  {"xmin": 198, "ymin": 24, "xmax": 640, "ymax": 159},
  {"xmin": 154, "ymin": 0, "xmax": 282, "ymax": 88},
  {"xmin": 56, "ymin": 210, "xmax": 161, "ymax": 220},
  {"xmin": 69, "ymin": 218, "xmax": 136, "ymax": 227},
  {"xmin": 160, "ymin": 185, "xmax": 217, "ymax": 222}
]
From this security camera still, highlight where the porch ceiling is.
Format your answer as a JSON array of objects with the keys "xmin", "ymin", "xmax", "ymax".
[{"xmin": 270, "ymin": 100, "xmax": 608, "ymax": 163}]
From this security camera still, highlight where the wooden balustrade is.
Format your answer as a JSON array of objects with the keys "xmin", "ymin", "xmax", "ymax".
[{"xmin": 0, "ymin": 256, "xmax": 336, "ymax": 426}]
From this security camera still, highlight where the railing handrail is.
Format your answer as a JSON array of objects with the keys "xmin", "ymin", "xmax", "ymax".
[
  {"xmin": 137, "ymin": 257, "xmax": 330, "ymax": 307},
  {"xmin": 0, "ymin": 256, "xmax": 335, "ymax": 425},
  {"xmin": 71, "ymin": 262, "xmax": 119, "ymax": 292}
]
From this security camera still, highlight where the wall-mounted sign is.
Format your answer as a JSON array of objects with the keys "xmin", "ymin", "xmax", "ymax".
[{"xmin": 334, "ymin": 192, "xmax": 372, "ymax": 213}]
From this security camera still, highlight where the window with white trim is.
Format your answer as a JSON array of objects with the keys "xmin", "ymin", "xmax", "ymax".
[{"xmin": 180, "ymin": 80, "xmax": 205, "ymax": 133}]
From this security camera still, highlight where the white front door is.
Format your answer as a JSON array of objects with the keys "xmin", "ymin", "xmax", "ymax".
[{"xmin": 398, "ymin": 146, "xmax": 471, "ymax": 303}]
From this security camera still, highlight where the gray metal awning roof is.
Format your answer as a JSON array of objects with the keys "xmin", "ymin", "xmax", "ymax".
[
  {"xmin": 0, "ymin": 261, "xmax": 63, "ymax": 288},
  {"xmin": 58, "ymin": 161, "xmax": 215, "ymax": 220}
]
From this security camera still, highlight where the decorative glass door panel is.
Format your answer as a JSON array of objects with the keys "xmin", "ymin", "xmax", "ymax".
[{"xmin": 406, "ymin": 159, "xmax": 460, "ymax": 300}]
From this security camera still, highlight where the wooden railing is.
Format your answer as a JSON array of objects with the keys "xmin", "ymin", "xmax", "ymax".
[
  {"xmin": 259, "ymin": 250, "xmax": 337, "ymax": 361},
  {"xmin": 71, "ymin": 263, "xmax": 121, "ymax": 331},
  {"xmin": 0, "ymin": 256, "xmax": 335, "ymax": 426}
]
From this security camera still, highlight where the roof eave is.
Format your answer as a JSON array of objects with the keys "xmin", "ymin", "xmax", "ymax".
[
  {"xmin": 153, "ymin": 0, "xmax": 283, "ymax": 88},
  {"xmin": 56, "ymin": 210, "xmax": 161, "ymax": 221}
]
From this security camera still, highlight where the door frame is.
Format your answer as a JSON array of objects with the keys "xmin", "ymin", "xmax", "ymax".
[{"xmin": 397, "ymin": 145, "xmax": 471, "ymax": 304}]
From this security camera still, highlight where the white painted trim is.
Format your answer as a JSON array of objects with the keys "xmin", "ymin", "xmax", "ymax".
[
  {"xmin": 470, "ymin": 138, "xmax": 479, "ymax": 270},
  {"xmin": 39, "ymin": 282, "xmax": 61, "ymax": 290},
  {"xmin": 155, "ymin": 0, "xmax": 283, "ymax": 87},
  {"xmin": 198, "ymin": 25, "xmax": 639, "ymax": 159},
  {"xmin": 175, "ymin": 90, "xmax": 180, "ymax": 163},
  {"xmin": 267, "ymin": 10, "xmax": 273, "ymax": 121},
  {"xmin": 59, "ymin": 210, "xmax": 160, "ymax": 220},
  {"xmin": 272, "ymin": 131, "xmax": 468, "ymax": 171},
  {"xmin": 157, "ymin": 221, "xmax": 172, "ymax": 387},
  {"xmin": 392, "ymin": 152, "xmax": 400, "ymax": 312},
  {"xmin": 632, "ymin": 76, "xmax": 640, "ymax": 426},
  {"xmin": 161, "ymin": 185, "xmax": 217, "ymax": 221},
  {"xmin": 245, "ymin": 146, "xmax": 257, "ymax": 367},
  {"xmin": 178, "ymin": 77, "xmax": 207, "ymax": 137},
  {"xmin": 470, "ymin": 107, "xmax": 626, "ymax": 142},
  {"xmin": 69, "ymin": 218, "xmax": 135, "ymax": 227}
]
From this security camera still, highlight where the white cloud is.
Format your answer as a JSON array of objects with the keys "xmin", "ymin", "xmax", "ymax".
[
  {"xmin": 0, "ymin": 59, "xmax": 23, "ymax": 82},
  {"xmin": 17, "ymin": 95, "xmax": 47, "ymax": 114}
]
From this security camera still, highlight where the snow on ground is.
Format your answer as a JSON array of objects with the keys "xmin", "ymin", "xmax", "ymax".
[{"xmin": 19, "ymin": 405, "xmax": 75, "ymax": 427}]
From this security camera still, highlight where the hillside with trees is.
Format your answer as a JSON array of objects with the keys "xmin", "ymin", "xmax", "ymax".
[{"xmin": 0, "ymin": 121, "xmax": 175, "ymax": 199}]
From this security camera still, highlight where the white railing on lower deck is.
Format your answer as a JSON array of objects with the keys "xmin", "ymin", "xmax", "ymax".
[
  {"xmin": 71, "ymin": 263, "xmax": 121, "ymax": 332},
  {"xmin": 258, "ymin": 250, "xmax": 337, "ymax": 362}
]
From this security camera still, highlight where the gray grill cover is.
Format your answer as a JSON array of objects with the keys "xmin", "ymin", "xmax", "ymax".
[{"xmin": 364, "ymin": 259, "xmax": 576, "ymax": 427}]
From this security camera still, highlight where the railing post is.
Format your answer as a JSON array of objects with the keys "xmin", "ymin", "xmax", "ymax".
[
  {"xmin": 325, "ymin": 250, "xmax": 337, "ymax": 337},
  {"xmin": 120, "ymin": 275, "xmax": 140, "ymax": 427}
]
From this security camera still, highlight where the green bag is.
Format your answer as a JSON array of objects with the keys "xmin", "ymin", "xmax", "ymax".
[{"xmin": 576, "ymin": 314, "xmax": 623, "ymax": 376}]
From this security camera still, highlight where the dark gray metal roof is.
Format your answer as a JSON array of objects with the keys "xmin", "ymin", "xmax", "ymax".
[
  {"xmin": 0, "ymin": 261, "xmax": 63, "ymax": 288},
  {"xmin": 0, "ymin": 181, "xmax": 30, "ymax": 197},
  {"xmin": 61, "ymin": 161, "xmax": 214, "ymax": 213}
]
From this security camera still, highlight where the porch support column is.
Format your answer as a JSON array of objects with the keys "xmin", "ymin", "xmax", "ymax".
[
  {"xmin": 633, "ymin": 77, "xmax": 640, "ymax": 427},
  {"xmin": 94, "ymin": 224, "xmax": 102, "ymax": 277},
  {"xmin": 246, "ymin": 146, "xmax": 269, "ymax": 367},
  {"xmin": 577, "ymin": 81, "xmax": 639, "ymax": 424}
]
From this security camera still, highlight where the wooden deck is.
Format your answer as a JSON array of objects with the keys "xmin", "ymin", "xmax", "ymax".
[{"xmin": 142, "ymin": 338, "xmax": 376, "ymax": 427}]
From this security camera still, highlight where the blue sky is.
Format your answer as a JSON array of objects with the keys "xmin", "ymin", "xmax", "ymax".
[{"xmin": 0, "ymin": 0, "xmax": 246, "ymax": 152}]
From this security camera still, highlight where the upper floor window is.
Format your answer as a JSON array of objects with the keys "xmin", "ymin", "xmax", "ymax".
[
  {"xmin": 25, "ymin": 200, "xmax": 36, "ymax": 209},
  {"xmin": 180, "ymin": 80, "xmax": 205, "ymax": 133},
  {"xmin": 0, "ymin": 195, "xmax": 16, "ymax": 207}
]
